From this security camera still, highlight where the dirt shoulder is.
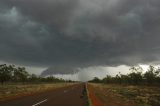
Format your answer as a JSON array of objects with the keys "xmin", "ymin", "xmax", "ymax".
[
  {"xmin": 88, "ymin": 83, "xmax": 160, "ymax": 106},
  {"xmin": 0, "ymin": 83, "xmax": 75, "ymax": 101},
  {"xmin": 87, "ymin": 84, "xmax": 103, "ymax": 106}
]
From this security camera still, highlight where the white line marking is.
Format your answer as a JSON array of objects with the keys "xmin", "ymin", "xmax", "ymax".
[{"xmin": 32, "ymin": 99, "xmax": 47, "ymax": 106}]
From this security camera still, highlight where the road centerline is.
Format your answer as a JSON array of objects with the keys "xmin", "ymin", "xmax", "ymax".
[{"xmin": 32, "ymin": 99, "xmax": 47, "ymax": 106}]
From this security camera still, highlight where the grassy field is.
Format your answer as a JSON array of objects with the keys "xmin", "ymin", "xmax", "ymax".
[
  {"xmin": 0, "ymin": 83, "xmax": 75, "ymax": 101},
  {"xmin": 88, "ymin": 83, "xmax": 160, "ymax": 106}
]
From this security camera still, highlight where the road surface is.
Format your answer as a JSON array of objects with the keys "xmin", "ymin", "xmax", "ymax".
[{"xmin": 0, "ymin": 83, "xmax": 87, "ymax": 106}]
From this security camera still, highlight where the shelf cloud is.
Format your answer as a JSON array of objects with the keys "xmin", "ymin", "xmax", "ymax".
[{"xmin": 0, "ymin": 0, "xmax": 160, "ymax": 75}]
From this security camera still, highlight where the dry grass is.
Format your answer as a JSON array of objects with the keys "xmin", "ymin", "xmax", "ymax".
[
  {"xmin": 88, "ymin": 83, "xmax": 160, "ymax": 106},
  {"xmin": 0, "ymin": 83, "xmax": 75, "ymax": 101}
]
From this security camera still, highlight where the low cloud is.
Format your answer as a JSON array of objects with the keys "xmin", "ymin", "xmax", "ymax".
[
  {"xmin": 52, "ymin": 65, "xmax": 130, "ymax": 81},
  {"xmin": 0, "ymin": 0, "xmax": 160, "ymax": 75}
]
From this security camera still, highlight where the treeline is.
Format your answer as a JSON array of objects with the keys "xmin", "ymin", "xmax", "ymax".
[
  {"xmin": 89, "ymin": 65, "xmax": 160, "ymax": 85},
  {"xmin": 0, "ymin": 64, "xmax": 72, "ymax": 85}
]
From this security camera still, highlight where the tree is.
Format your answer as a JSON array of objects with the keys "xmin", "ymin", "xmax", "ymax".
[
  {"xmin": 28, "ymin": 74, "xmax": 38, "ymax": 82},
  {"xmin": 129, "ymin": 66, "xmax": 143, "ymax": 84},
  {"xmin": 144, "ymin": 65, "xmax": 159, "ymax": 84},
  {"xmin": 102, "ymin": 75, "xmax": 112, "ymax": 83},
  {"xmin": 115, "ymin": 74, "xmax": 122, "ymax": 84},
  {"xmin": 129, "ymin": 72, "xmax": 142, "ymax": 84},
  {"xmin": 89, "ymin": 77, "xmax": 101, "ymax": 83},
  {"xmin": 155, "ymin": 68, "xmax": 160, "ymax": 83},
  {"xmin": 13, "ymin": 67, "xmax": 29, "ymax": 83},
  {"xmin": 120, "ymin": 74, "xmax": 130, "ymax": 84},
  {"xmin": 88, "ymin": 65, "xmax": 160, "ymax": 85},
  {"xmin": 0, "ymin": 64, "xmax": 12, "ymax": 85}
]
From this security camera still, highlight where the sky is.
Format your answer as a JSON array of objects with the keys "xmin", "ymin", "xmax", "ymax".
[{"xmin": 0, "ymin": 0, "xmax": 160, "ymax": 81}]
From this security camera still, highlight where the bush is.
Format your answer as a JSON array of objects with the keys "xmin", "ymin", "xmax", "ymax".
[
  {"xmin": 0, "ymin": 64, "xmax": 70, "ymax": 85},
  {"xmin": 89, "ymin": 65, "xmax": 160, "ymax": 85}
]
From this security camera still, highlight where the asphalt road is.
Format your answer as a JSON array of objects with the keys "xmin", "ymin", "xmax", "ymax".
[{"xmin": 0, "ymin": 83, "xmax": 87, "ymax": 106}]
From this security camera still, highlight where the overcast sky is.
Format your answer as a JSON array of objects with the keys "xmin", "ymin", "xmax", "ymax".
[{"xmin": 0, "ymin": 0, "xmax": 160, "ymax": 81}]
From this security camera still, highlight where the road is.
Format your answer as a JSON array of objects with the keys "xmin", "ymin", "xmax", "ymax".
[{"xmin": 0, "ymin": 83, "xmax": 87, "ymax": 106}]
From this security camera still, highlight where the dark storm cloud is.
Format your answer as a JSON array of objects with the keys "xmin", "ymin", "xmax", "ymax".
[{"xmin": 0, "ymin": 0, "xmax": 160, "ymax": 73}]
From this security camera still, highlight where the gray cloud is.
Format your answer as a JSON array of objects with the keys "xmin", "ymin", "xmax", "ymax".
[{"xmin": 0, "ymin": 0, "xmax": 160, "ymax": 74}]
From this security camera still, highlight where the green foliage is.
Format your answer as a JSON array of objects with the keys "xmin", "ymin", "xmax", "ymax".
[
  {"xmin": 89, "ymin": 65, "xmax": 160, "ymax": 85},
  {"xmin": 102, "ymin": 75, "xmax": 114, "ymax": 83},
  {"xmin": 39, "ymin": 76, "xmax": 66, "ymax": 83},
  {"xmin": 13, "ymin": 67, "xmax": 29, "ymax": 83},
  {"xmin": 144, "ymin": 65, "xmax": 160, "ymax": 84},
  {"xmin": 0, "ymin": 64, "xmax": 12, "ymax": 84},
  {"xmin": 0, "ymin": 64, "xmax": 72, "ymax": 85},
  {"xmin": 128, "ymin": 66, "xmax": 143, "ymax": 84},
  {"xmin": 89, "ymin": 77, "xmax": 101, "ymax": 83}
]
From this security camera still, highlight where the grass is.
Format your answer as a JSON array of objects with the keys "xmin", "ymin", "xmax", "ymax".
[
  {"xmin": 88, "ymin": 83, "xmax": 160, "ymax": 106},
  {"xmin": 0, "ymin": 83, "xmax": 74, "ymax": 101},
  {"xmin": 115, "ymin": 88, "xmax": 138, "ymax": 98}
]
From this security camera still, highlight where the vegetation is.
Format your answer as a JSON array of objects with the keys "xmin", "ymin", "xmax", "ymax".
[
  {"xmin": 88, "ymin": 83, "xmax": 160, "ymax": 106},
  {"xmin": 88, "ymin": 65, "xmax": 160, "ymax": 105},
  {"xmin": 0, "ymin": 64, "xmax": 72, "ymax": 85},
  {"xmin": 0, "ymin": 83, "xmax": 74, "ymax": 101},
  {"xmin": 89, "ymin": 65, "xmax": 160, "ymax": 85}
]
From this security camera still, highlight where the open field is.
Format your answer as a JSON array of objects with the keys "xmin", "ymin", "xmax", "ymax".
[
  {"xmin": 0, "ymin": 83, "xmax": 75, "ymax": 101},
  {"xmin": 88, "ymin": 83, "xmax": 160, "ymax": 106}
]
